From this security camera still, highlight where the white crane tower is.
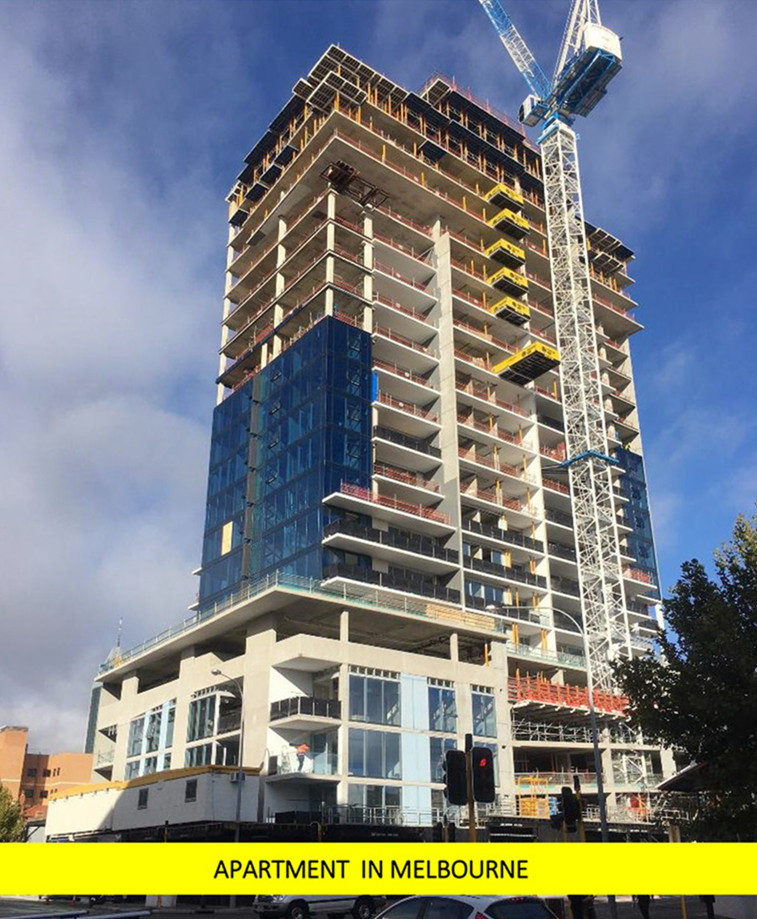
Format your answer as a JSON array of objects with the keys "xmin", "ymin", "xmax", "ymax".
[{"xmin": 478, "ymin": 0, "xmax": 630, "ymax": 692}]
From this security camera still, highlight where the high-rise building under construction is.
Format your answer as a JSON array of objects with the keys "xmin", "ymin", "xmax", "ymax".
[{"xmin": 88, "ymin": 46, "xmax": 672, "ymax": 829}]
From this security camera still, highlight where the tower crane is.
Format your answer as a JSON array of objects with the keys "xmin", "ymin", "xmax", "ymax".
[{"xmin": 478, "ymin": 0, "xmax": 630, "ymax": 692}]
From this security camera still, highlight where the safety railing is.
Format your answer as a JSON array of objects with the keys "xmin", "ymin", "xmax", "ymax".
[{"xmin": 337, "ymin": 482, "xmax": 450, "ymax": 524}]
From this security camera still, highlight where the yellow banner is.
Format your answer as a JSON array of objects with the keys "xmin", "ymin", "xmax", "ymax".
[{"xmin": 2, "ymin": 842, "xmax": 757, "ymax": 895}]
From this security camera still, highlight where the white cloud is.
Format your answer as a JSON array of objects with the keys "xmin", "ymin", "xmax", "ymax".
[{"xmin": 0, "ymin": 6, "xmax": 246, "ymax": 750}]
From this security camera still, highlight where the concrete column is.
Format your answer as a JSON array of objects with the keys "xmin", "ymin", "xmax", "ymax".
[
  {"xmin": 339, "ymin": 609, "xmax": 350, "ymax": 642},
  {"xmin": 489, "ymin": 640, "xmax": 515, "ymax": 800},
  {"xmin": 242, "ymin": 625, "xmax": 277, "ymax": 769},
  {"xmin": 111, "ymin": 673, "xmax": 139, "ymax": 780},
  {"xmin": 336, "ymin": 661, "xmax": 350, "ymax": 805},
  {"xmin": 430, "ymin": 223, "xmax": 464, "ymax": 594}
]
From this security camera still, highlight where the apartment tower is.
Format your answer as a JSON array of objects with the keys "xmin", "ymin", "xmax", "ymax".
[{"xmin": 88, "ymin": 47, "xmax": 669, "ymax": 829}]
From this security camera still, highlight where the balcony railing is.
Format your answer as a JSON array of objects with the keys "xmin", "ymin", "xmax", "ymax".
[
  {"xmin": 509, "ymin": 673, "xmax": 627, "ymax": 715},
  {"xmin": 375, "ymin": 392, "xmax": 439, "ymax": 424},
  {"xmin": 546, "ymin": 508, "xmax": 574, "ymax": 528},
  {"xmin": 323, "ymin": 563, "xmax": 460, "ymax": 605},
  {"xmin": 373, "ymin": 462, "xmax": 440, "ymax": 492},
  {"xmin": 337, "ymin": 482, "xmax": 450, "ymax": 524},
  {"xmin": 323, "ymin": 519, "xmax": 458, "ymax": 563},
  {"xmin": 516, "ymin": 771, "xmax": 598, "ymax": 787},
  {"xmin": 512, "ymin": 720, "xmax": 594, "ymax": 744},
  {"xmin": 458, "ymin": 447, "xmax": 537, "ymax": 485},
  {"xmin": 276, "ymin": 748, "xmax": 339, "ymax": 776},
  {"xmin": 374, "ymin": 359, "xmax": 434, "ymax": 389},
  {"xmin": 463, "ymin": 520, "xmax": 544, "ymax": 553},
  {"xmin": 623, "ymin": 567, "xmax": 655, "ymax": 586},
  {"xmin": 551, "ymin": 576, "xmax": 581, "ymax": 598},
  {"xmin": 270, "ymin": 697, "xmax": 341, "ymax": 721},
  {"xmin": 508, "ymin": 642, "xmax": 585, "ymax": 669},
  {"xmin": 374, "ymin": 425, "xmax": 441, "ymax": 459},
  {"xmin": 456, "ymin": 380, "xmax": 530, "ymax": 418},
  {"xmin": 464, "ymin": 555, "xmax": 547, "ymax": 589},
  {"xmin": 548, "ymin": 542, "xmax": 576, "ymax": 561}
]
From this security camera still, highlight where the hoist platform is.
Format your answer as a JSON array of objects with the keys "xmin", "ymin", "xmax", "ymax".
[
  {"xmin": 483, "ymin": 182, "xmax": 524, "ymax": 211},
  {"xmin": 485, "ymin": 238, "xmax": 526, "ymax": 267},
  {"xmin": 488, "ymin": 294, "xmax": 530, "ymax": 326},
  {"xmin": 493, "ymin": 341, "xmax": 560, "ymax": 385}
]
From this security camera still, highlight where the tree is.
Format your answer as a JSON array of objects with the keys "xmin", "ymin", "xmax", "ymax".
[
  {"xmin": 613, "ymin": 509, "xmax": 757, "ymax": 840},
  {"xmin": 0, "ymin": 784, "xmax": 26, "ymax": 842}
]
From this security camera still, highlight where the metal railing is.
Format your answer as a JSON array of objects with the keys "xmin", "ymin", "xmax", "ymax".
[
  {"xmin": 270, "ymin": 697, "xmax": 341, "ymax": 721},
  {"xmin": 323, "ymin": 519, "xmax": 458, "ymax": 563}
]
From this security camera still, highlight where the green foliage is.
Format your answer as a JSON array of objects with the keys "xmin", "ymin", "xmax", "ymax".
[
  {"xmin": 613, "ymin": 509, "xmax": 757, "ymax": 840},
  {"xmin": 0, "ymin": 783, "xmax": 26, "ymax": 842}
]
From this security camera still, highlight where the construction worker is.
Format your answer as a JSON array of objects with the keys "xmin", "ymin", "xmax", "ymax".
[
  {"xmin": 295, "ymin": 741, "xmax": 310, "ymax": 772},
  {"xmin": 634, "ymin": 896, "xmax": 652, "ymax": 919}
]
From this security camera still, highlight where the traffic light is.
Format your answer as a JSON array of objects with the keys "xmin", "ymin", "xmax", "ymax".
[
  {"xmin": 561, "ymin": 786, "xmax": 581, "ymax": 833},
  {"xmin": 443, "ymin": 749, "xmax": 467, "ymax": 805},
  {"xmin": 471, "ymin": 746, "xmax": 496, "ymax": 803}
]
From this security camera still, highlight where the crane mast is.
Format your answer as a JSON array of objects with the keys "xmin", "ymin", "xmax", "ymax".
[{"xmin": 477, "ymin": 0, "xmax": 629, "ymax": 691}]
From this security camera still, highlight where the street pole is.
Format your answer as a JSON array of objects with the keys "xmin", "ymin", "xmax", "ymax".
[{"xmin": 465, "ymin": 733, "xmax": 476, "ymax": 843}]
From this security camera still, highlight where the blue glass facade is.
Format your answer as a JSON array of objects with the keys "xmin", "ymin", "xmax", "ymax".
[
  {"xmin": 198, "ymin": 381, "xmax": 253, "ymax": 609},
  {"xmin": 615, "ymin": 447, "xmax": 660, "ymax": 601},
  {"xmin": 249, "ymin": 316, "xmax": 372, "ymax": 580}
]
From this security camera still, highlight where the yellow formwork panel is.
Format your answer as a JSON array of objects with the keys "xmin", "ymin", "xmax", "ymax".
[
  {"xmin": 484, "ymin": 238, "xmax": 526, "ymax": 265},
  {"xmin": 489, "ymin": 295, "xmax": 530, "ymax": 326},
  {"xmin": 492, "ymin": 341, "xmax": 560, "ymax": 381},
  {"xmin": 488, "ymin": 264, "xmax": 529, "ymax": 292},
  {"xmin": 483, "ymin": 182, "xmax": 524, "ymax": 209},
  {"xmin": 487, "ymin": 206, "xmax": 530, "ymax": 232}
]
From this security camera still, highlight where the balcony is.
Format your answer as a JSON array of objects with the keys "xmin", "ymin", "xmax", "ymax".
[
  {"xmin": 374, "ymin": 462, "xmax": 439, "ymax": 494},
  {"xmin": 272, "ymin": 747, "xmax": 339, "ymax": 779},
  {"xmin": 512, "ymin": 720, "xmax": 594, "ymax": 744},
  {"xmin": 464, "ymin": 555, "xmax": 547, "ymax": 590},
  {"xmin": 507, "ymin": 642, "xmax": 586, "ymax": 670},
  {"xmin": 323, "ymin": 518, "xmax": 459, "ymax": 574},
  {"xmin": 324, "ymin": 482, "xmax": 452, "ymax": 537},
  {"xmin": 322, "ymin": 562, "xmax": 460, "ymax": 605},
  {"xmin": 546, "ymin": 508, "xmax": 574, "ymax": 529},
  {"xmin": 551, "ymin": 575, "xmax": 581, "ymax": 598},
  {"xmin": 374, "ymin": 392, "xmax": 440, "ymax": 437},
  {"xmin": 463, "ymin": 520, "xmax": 543, "ymax": 554},
  {"xmin": 509, "ymin": 674, "xmax": 627, "ymax": 716},
  {"xmin": 515, "ymin": 771, "xmax": 598, "ymax": 789},
  {"xmin": 548, "ymin": 542, "xmax": 576, "ymax": 562},
  {"xmin": 270, "ymin": 696, "xmax": 341, "ymax": 730}
]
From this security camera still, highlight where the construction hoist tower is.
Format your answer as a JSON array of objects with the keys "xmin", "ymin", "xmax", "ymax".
[{"xmin": 478, "ymin": 0, "xmax": 630, "ymax": 691}]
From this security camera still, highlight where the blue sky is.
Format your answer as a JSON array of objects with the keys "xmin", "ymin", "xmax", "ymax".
[{"xmin": 0, "ymin": 0, "xmax": 755, "ymax": 748}]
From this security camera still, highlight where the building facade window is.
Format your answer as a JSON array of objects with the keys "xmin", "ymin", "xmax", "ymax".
[
  {"xmin": 349, "ymin": 672, "xmax": 400, "ymax": 726},
  {"xmin": 348, "ymin": 784, "xmax": 401, "ymax": 812},
  {"xmin": 472, "ymin": 688, "xmax": 497, "ymax": 738},
  {"xmin": 137, "ymin": 788, "xmax": 149, "ymax": 809},
  {"xmin": 185, "ymin": 743, "xmax": 213, "ymax": 768},
  {"xmin": 348, "ymin": 729, "xmax": 401, "ymax": 780},
  {"xmin": 429, "ymin": 736, "xmax": 457, "ymax": 783},
  {"xmin": 185, "ymin": 779, "xmax": 198, "ymax": 802},
  {"xmin": 187, "ymin": 696, "xmax": 216, "ymax": 742},
  {"xmin": 428, "ymin": 681, "xmax": 456, "ymax": 733}
]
